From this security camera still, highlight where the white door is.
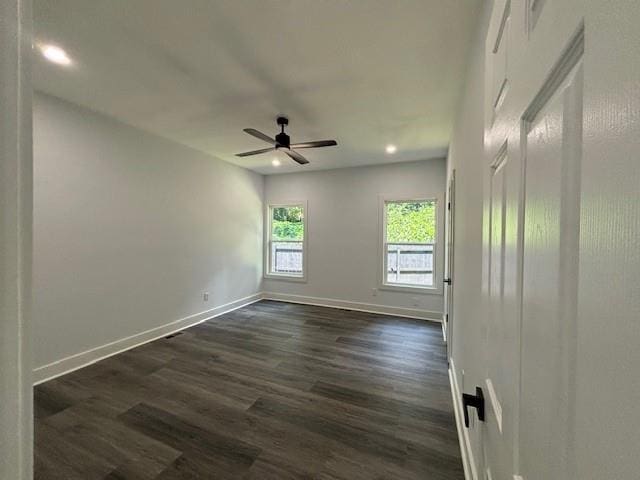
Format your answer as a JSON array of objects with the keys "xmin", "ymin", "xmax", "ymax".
[
  {"xmin": 480, "ymin": 2, "xmax": 521, "ymax": 478},
  {"xmin": 467, "ymin": 0, "xmax": 640, "ymax": 479},
  {"xmin": 444, "ymin": 170, "xmax": 455, "ymax": 360}
]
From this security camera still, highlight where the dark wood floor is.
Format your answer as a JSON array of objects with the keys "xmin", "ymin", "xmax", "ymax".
[{"xmin": 35, "ymin": 300, "xmax": 462, "ymax": 479}]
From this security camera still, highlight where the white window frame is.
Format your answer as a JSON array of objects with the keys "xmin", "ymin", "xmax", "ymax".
[
  {"xmin": 378, "ymin": 196, "xmax": 440, "ymax": 294},
  {"xmin": 264, "ymin": 201, "xmax": 308, "ymax": 282}
]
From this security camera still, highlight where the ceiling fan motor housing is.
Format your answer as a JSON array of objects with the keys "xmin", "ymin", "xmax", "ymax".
[
  {"xmin": 275, "ymin": 117, "xmax": 290, "ymax": 148},
  {"xmin": 275, "ymin": 132, "xmax": 290, "ymax": 148}
]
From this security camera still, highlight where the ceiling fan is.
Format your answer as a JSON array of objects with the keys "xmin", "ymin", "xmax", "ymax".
[{"xmin": 236, "ymin": 116, "xmax": 337, "ymax": 165}]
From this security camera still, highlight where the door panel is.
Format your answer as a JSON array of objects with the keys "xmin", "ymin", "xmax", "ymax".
[
  {"xmin": 520, "ymin": 56, "xmax": 583, "ymax": 480},
  {"xmin": 481, "ymin": 3, "xmax": 519, "ymax": 479},
  {"xmin": 484, "ymin": 145, "xmax": 514, "ymax": 480},
  {"xmin": 487, "ymin": 149, "xmax": 507, "ymax": 409},
  {"xmin": 491, "ymin": 6, "xmax": 510, "ymax": 117}
]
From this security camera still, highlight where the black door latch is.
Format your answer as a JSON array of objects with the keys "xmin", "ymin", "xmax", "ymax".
[{"xmin": 462, "ymin": 387, "xmax": 485, "ymax": 428}]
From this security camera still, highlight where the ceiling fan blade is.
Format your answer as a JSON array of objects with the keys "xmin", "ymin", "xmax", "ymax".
[
  {"xmin": 235, "ymin": 146, "xmax": 276, "ymax": 157},
  {"xmin": 289, "ymin": 140, "xmax": 337, "ymax": 149},
  {"xmin": 284, "ymin": 149, "xmax": 309, "ymax": 165},
  {"xmin": 243, "ymin": 128, "xmax": 275, "ymax": 144}
]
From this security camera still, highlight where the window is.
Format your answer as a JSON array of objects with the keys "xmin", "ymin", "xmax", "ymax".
[
  {"xmin": 382, "ymin": 199, "xmax": 436, "ymax": 288},
  {"xmin": 266, "ymin": 203, "xmax": 306, "ymax": 279}
]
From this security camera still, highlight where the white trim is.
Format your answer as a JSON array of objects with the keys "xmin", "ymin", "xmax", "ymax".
[
  {"xmin": 32, "ymin": 293, "xmax": 262, "ymax": 385},
  {"xmin": 264, "ymin": 200, "xmax": 308, "ymax": 281},
  {"xmin": 1, "ymin": 1, "xmax": 33, "ymax": 477},
  {"xmin": 485, "ymin": 377, "xmax": 503, "ymax": 433},
  {"xmin": 450, "ymin": 359, "xmax": 479, "ymax": 480},
  {"xmin": 444, "ymin": 169, "xmax": 455, "ymax": 360},
  {"xmin": 377, "ymin": 283, "xmax": 441, "ymax": 295},
  {"xmin": 491, "ymin": 0, "xmax": 511, "ymax": 54},
  {"xmin": 521, "ymin": 24, "xmax": 584, "ymax": 125},
  {"xmin": 526, "ymin": 0, "xmax": 545, "ymax": 33},
  {"xmin": 261, "ymin": 292, "xmax": 442, "ymax": 322},
  {"xmin": 442, "ymin": 313, "xmax": 447, "ymax": 341}
]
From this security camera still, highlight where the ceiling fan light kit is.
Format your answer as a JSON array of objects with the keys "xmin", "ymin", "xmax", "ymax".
[{"xmin": 236, "ymin": 116, "xmax": 337, "ymax": 165}]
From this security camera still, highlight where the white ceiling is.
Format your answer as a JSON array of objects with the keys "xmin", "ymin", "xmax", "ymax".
[{"xmin": 34, "ymin": 0, "xmax": 481, "ymax": 174}]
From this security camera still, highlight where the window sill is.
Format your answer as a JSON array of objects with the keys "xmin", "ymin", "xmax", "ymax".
[
  {"xmin": 264, "ymin": 273, "xmax": 307, "ymax": 283},
  {"xmin": 378, "ymin": 283, "xmax": 443, "ymax": 295}
]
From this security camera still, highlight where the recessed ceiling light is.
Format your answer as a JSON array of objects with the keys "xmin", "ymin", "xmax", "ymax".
[
  {"xmin": 385, "ymin": 144, "xmax": 397, "ymax": 154},
  {"xmin": 272, "ymin": 158, "xmax": 281, "ymax": 167},
  {"xmin": 39, "ymin": 44, "xmax": 72, "ymax": 66}
]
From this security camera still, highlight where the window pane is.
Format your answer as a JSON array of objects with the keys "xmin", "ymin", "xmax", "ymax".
[
  {"xmin": 386, "ymin": 243, "xmax": 433, "ymax": 286},
  {"xmin": 385, "ymin": 201, "xmax": 435, "ymax": 243},
  {"xmin": 270, "ymin": 205, "xmax": 304, "ymax": 276},
  {"xmin": 271, "ymin": 206, "xmax": 304, "ymax": 241},
  {"xmin": 385, "ymin": 200, "xmax": 436, "ymax": 287},
  {"xmin": 271, "ymin": 241, "xmax": 303, "ymax": 274}
]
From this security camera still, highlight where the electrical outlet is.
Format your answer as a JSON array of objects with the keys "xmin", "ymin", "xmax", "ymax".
[
  {"xmin": 411, "ymin": 296, "xmax": 420, "ymax": 307},
  {"xmin": 371, "ymin": 288, "xmax": 378, "ymax": 297},
  {"xmin": 203, "ymin": 292, "xmax": 209, "ymax": 302}
]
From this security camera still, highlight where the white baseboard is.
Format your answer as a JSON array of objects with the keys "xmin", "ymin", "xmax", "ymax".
[
  {"xmin": 32, "ymin": 293, "xmax": 262, "ymax": 385},
  {"xmin": 442, "ymin": 314, "xmax": 448, "ymax": 341},
  {"xmin": 34, "ymin": 292, "xmax": 441, "ymax": 385},
  {"xmin": 450, "ymin": 358, "xmax": 479, "ymax": 480},
  {"xmin": 261, "ymin": 291, "xmax": 442, "ymax": 322}
]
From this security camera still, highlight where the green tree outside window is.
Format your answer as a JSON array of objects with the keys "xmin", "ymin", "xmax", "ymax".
[
  {"xmin": 385, "ymin": 201, "xmax": 436, "ymax": 243},
  {"xmin": 271, "ymin": 206, "xmax": 304, "ymax": 240}
]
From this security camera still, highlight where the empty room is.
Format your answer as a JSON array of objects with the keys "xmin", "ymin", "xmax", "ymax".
[{"xmin": 1, "ymin": 1, "xmax": 639, "ymax": 479}]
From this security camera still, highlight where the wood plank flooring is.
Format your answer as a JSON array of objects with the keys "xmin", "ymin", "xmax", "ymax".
[{"xmin": 35, "ymin": 300, "xmax": 463, "ymax": 479}]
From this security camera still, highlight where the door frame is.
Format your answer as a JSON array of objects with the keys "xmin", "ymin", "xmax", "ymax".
[
  {"xmin": 444, "ymin": 169, "xmax": 455, "ymax": 361},
  {"xmin": 0, "ymin": 0, "xmax": 33, "ymax": 478}
]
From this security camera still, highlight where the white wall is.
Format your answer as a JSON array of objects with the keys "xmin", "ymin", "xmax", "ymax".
[
  {"xmin": 444, "ymin": 1, "xmax": 490, "ymax": 476},
  {"xmin": 263, "ymin": 159, "xmax": 446, "ymax": 320},
  {"xmin": 33, "ymin": 93, "xmax": 264, "ymax": 374},
  {"xmin": 446, "ymin": 0, "xmax": 490, "ymax": 457}
]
